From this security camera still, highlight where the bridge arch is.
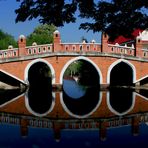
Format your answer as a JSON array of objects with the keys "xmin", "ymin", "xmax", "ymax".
[
  {"xmin": 24, "ymin": 58, "xmax": 55, "ymax": 84},
  {"xmin": 107, "ymin": 59, "xmax": 136, "ymax": 85},
  {"xmin": 59, "ymin": 56, "xmax": 103, "ymax": 85}
]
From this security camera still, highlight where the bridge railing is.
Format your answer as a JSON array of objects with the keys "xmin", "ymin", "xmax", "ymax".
[
  {"xmin": 0, "ymin": 48, "xmax": 19, "ymax": 59},
  {"xmin": 25, "ymin": 44, "xmax": 53, "ymax": 55},
  {"xmin": 142, "ymin": 49, "xmax": 148, "ymax": 58},
  {"xmin": 61, "ymin": 43, "xmax": 101, "ymax": 52},
  {"xmin": 108, "ymin": 44, "xmax": 135, "ymax": 56}
]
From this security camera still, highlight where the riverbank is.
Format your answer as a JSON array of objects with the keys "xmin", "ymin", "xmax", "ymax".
[
  {"xmin": 0, "ymin": 82, "xmax": 19, "ymax": 90},
  {"xmin": 108, "ymin": 85, "xmax": 148, "ymax": 91},
  {"xmin": 0, "ymin": 81, "xmax": 148, "ymax": 92}
]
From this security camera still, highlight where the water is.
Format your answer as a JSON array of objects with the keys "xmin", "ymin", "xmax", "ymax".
[{"xmin": 0, "ymin": 79, "xmax": 148, "ymax": 147}]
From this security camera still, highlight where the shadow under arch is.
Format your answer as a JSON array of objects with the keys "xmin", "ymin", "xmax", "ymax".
[
  {"xmin": 60, "ymin": 88, "xmax": 102, "ymax": 118},
  {"xmin": 0, "ymin": 69, "xmax": 27, "ymax": 86},
  {"xmin": 25, "ymin": 90, "xmax": 55, "ymax": 117},
  {"xmin": 24, "ymin": 58, "xmax": 55, "ymax": 117},
  {"xmin": 107, "ymin": 59, "xmax": 136, "ymax": 85},
  {"xmin": 59, "ymin": 56, "xmax": 103, "ymax": 85},
  {"xmin": 24, "ymin": 58, "xmax": 55, "ymax": 85},
  {"xmin": 107, "ymin": 89, "xmax": 136, "ymax": 116}
]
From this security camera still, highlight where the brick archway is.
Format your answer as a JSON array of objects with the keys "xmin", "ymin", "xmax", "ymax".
[
  {"xmin": 107, "ymin": 59, "xmax": 136, "ymax": 84},
  {"xmin": 24, "ymin": 58, "xmax": 56, "ymax": 85},
  {"xmin": 59, "ymin": 56, "xmax": 103, "ymax": 85}
]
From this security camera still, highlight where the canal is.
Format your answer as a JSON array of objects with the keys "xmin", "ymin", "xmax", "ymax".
[{"xmin": 0, "ymin": 78, "xmax": 148, "ymax": 148}]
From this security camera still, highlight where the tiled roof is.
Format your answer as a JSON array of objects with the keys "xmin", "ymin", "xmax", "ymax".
[{"xmin": 110, "ymin": 29, "xmax": 142, "ymax": 44}]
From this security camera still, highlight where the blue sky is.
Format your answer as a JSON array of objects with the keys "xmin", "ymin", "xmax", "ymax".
[{"xmin": 0, "ymin": 0, "xmax": 101, "ymax": 43}]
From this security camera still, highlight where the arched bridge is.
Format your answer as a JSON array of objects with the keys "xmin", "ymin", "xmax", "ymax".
[{"xmin": 0, "ymin": 30, "xmax": 148, "ymax": 88}]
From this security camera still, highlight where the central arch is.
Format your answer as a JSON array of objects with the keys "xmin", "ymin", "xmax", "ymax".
[{"xmin": 60, "ymin": 56, "xmax": 103, "ymax": 85}]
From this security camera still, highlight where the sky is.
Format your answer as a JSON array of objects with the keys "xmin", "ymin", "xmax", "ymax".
[{"xmin": 0, "ymin": 0, "xmax": 101, "ymax": 43}]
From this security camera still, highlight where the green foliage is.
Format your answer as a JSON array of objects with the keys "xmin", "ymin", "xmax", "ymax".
[
  {"xmin": 64, "ymin": 60, "xmax": 100, "ymax": 86},
  {"xmin": 26, "ymin": 24, "xmax": 57, "ymax": 46},
  {"xmin": 64, "ymin": 61, "xmax": 83, "ymax": 77},
  {"xmin": 0, "ymin": 29, "xmax": 17, "ymax": 50},
  {"xmin": 15, "ymin": 0, "xmax": 148, "ymax": 41}
]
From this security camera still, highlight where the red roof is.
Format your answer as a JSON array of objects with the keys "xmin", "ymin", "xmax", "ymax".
[{"xmin": 110, "ymin": 29, "xmax": 142, "ymax": 44}]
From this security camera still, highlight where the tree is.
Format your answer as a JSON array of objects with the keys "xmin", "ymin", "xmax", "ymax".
[
  {"xmin": 15, "ymin": 0, "xmax": 148, "ymax": 41},
  {"xmin": 26, "ymin": 24, "xmax": 57, "ymax": 46},
  {"xmin": 0, "ymin": 29, "xmax": 17, "ymax": 50},
  {"xmin": 64, "ymin": 61, "xmax": 82, "ymax": 77},
  {"xmin": 64, "ymin": 60, "xmax": 99, "ymax": 86}
]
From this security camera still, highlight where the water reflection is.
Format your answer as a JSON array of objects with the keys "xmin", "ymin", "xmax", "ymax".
[
  {"xmin": 25, "ymin": 76, "xmax": 54, "ymax": 117},
  {"xmin": 138, "ymin": 89, "xmax": 148, "ymax": 99},
  {"xmin": 0, "ymin": 80, "xmax": 148, "ymax": 147},
  {"xmin": 107, "ymin": 88, "xmax": 135, "ymax": 115},
  {"xmin": 0, "ymin": 89, "xmax": 24, "ymax": 107},
  {"xmin": 63, "ymin": 79, "xmax": 86, "ymax": 98},
  {"xmin": 25, "ymin": 87, "xmax": 54, "ymax": 117},
  {"xmin": 61, "ymin": 86, "xmax": 101, "ymax": 118}
]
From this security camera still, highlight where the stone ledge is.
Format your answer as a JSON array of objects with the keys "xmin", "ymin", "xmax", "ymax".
[
  {"xmin": 0, "ymin": 82, "xmax": 19, "ymax": 90},
  {"xmin": 0, "ymin": 52, "xmax": 148, "ymax": 64}
]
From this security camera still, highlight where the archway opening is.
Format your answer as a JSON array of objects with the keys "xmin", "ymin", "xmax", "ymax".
[
  {"xmin": 28, "ymin": 62, "xmax": 52, "ymax": 87},
  {"xmin": 62, "ymin": 59, "xmax": 100, "ymax": 98},
  {"xmin": 27, "ymin": 62, "xmax": 53, "ymax": 115},
  {"xmin": 110, "ymin": 62, "xmax": 133, "ymax": 86}
]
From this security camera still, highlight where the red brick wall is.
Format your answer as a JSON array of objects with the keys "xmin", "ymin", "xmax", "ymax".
[{"xmin": 1, "ymin": 55, "xmax": 148, "ymax": 85}]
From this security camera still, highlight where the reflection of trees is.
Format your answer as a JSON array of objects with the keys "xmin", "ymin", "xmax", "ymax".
[{"xmin": 64, "ymin": 60, "xmax": 100, "ymax": 86}]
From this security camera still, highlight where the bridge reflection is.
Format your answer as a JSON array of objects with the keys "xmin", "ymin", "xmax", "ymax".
[
  {"xmin": 0, "ymin": 89, "xmax": 147, "ymax": 141},
  {"xmin": 61, "ymin": 87, "xmax": 101, "ymax": 118},
  {"xmin": 107, "ymin": 88, "xmax": 135, "ymax": 116}
]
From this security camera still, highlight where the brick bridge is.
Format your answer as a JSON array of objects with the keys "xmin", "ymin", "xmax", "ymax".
[{"xmin": 0, "ymin": 30, "xmax": 148, "ymax": 88}]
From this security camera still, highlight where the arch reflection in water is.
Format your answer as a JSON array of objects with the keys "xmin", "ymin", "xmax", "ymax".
[
  {"xmin": 61, "ymin": 87, "xmax": 102, "ymax": 118},
  {"xmin": 25, "ymin": 60, "xmax": 55, "ymax": 117},
  {"xmin": 63, "ymin": 79, "xmax": 87, "ymax": 98},
  {"xmin": 25, "ymin": 86, "xmax": 55, "ymax": 117},
  {"xmin": 107, "ymin": 88, "xmax": 135, "ymax": 116},
  {"xmin": 0, "ymin": 89, "xmax": 25, "ymax": 107}
]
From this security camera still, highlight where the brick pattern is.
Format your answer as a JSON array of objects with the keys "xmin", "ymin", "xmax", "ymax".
[{"xmin": 0, "ymin": 31, "xmax": 148, "ymax": 85}]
